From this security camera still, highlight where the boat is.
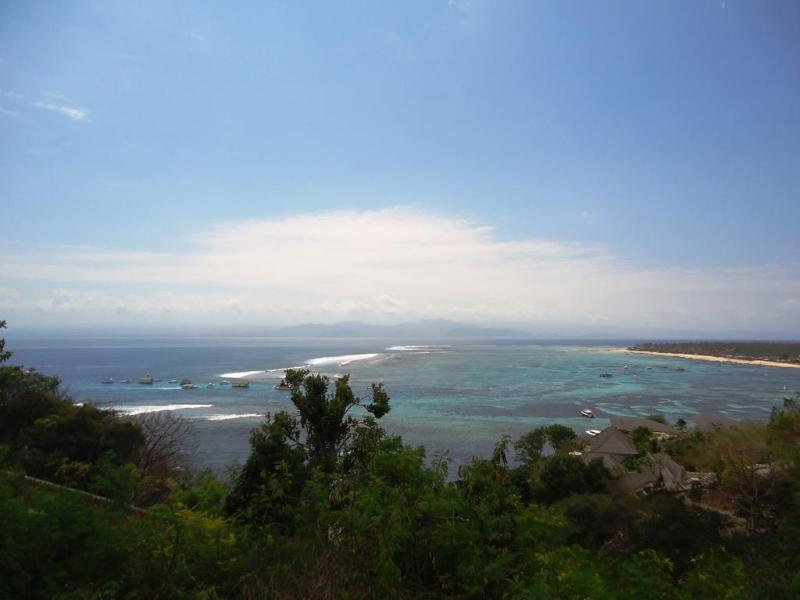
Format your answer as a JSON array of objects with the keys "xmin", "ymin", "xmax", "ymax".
[
  {"xmin": 275, "ymin": 379, "xmax": 292, "ymax": 391},
  {"xmin": 138, "ymin": 373, "xmax": 154, "ymax": 384},
  {"xmin": 206, "ymin": 383, "xmax": 215, "ymax": 389},
  {"xmin": 180, "ymin": 378, "xmax": 196, "ymax": 389},
  {"xmin": 231, "ymin": 380, "xmax": 250, "ymax": 388},
  {"xmin": 676, "ymin": 367, "xmax": 686, "ymax": 372},
  {"xmin": 599, "ymin": 373, "xmax": 613, "ymax": 378},
  {"xmin": 168, "ymin": 379, "xmax": 178, "ymax": 384},
  {"xmin": 580, "ymin": 409, "xmax": 595, "ymax": 418},
  {"xmin": 585, "ymin": 429, "xmax": 602, "ymax": 436},
  {"xmin": 220, "ymin": 380, "xmax": 229, "ymax": 385},
  {"xmin": 121, "ymin": 379, "xmax": 131, "ymax": 383},
  {"xmin": 101, "ymin": 378, "xmax": 114, "ymax": 384}
]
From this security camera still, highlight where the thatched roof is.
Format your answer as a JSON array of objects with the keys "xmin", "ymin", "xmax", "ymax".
[
  {"xmin": 587, "ymin": 427, "xmax": 637, "ymax": 456},
  {"xmin": 610, "ymin": 416, "xmax": 675, "ymax": 434}
]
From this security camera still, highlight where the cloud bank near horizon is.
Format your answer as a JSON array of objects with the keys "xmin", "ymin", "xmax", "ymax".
[{"xmin": 1, "ymin": 208, "xmax": 799, "ymax": 335}]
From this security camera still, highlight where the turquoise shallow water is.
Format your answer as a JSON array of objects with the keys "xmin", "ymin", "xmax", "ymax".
[{"xmin": 8, "ymin": 337, "xmax": 800, "ymax": 472}]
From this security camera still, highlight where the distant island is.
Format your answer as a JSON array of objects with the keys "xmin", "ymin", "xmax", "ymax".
[
  {"xmin": 264, "ymin": 318, "xmax": 532, "ymax": 339},
  {"xmin": 626, "ymin": 341, "xmax": 800, "ymax": 368}
]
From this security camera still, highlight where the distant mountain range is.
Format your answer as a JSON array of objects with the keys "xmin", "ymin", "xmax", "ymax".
[{"xmin": 266, "ymin": 319, "xmax": 532, "ymax": 339}]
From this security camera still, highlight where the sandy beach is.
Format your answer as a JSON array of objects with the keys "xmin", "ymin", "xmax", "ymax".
[{"xmin": 618, "ymin": 348, "xmax": 800, "ymax": 369}]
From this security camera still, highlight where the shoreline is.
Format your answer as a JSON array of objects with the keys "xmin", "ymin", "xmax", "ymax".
[{"xmin": 618, "ymin": 348, "xmax": 800, "ymax": 369}]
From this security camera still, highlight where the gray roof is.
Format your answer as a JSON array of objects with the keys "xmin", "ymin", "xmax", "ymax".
[
  {"xmin": 610, "ymin": 416, "xmax": 675, "ymax": 434},
  {"xmin": 587, "ymin": 427, "xmax": 637, "ymax": 456},
  {"xmin": 583, "ymin": 451, "xmax": 626, "ymax": 473},
  {"xmin": 614, "ymin": 468, "xmax": 660, "ymax": 493}
]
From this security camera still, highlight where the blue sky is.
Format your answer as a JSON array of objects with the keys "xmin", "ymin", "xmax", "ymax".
[{"xmin": 1, "ymin": 1, "xmax": 799, "ymax": 335}]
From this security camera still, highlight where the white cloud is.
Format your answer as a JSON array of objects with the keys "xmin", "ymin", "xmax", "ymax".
[
  {"xmin": 0, "ymin": 106, "xmax": 19, "ymax": 118},
  {"xmin": 1, "ymin": 208, "xmax": 799, "ymax": 333},
  {"xmin": 34, "ymin": 101, "xmax": 89, "ymax": 121}
]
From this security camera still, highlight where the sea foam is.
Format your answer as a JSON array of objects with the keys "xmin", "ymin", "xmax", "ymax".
[
  {"xmin": 306, "ymin": 353, "xmax": 380, "ymax": 366},
  {"xmin": 386, "ymin": 345, "xmax": 450, "ymax": 351},
  {"xmin": 219, "ymin": 370, "xmax": 265, "ymax": 378},
  {"xmin": 115, "ymin": 404, "xmax": 213, "ymax": 415},
  {"xmin": 202, "ymin": 413, "xmax": 264, "ymax": 421}
]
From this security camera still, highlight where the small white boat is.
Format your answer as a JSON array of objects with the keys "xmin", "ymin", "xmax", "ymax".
[
  {"xmin": 121, "ymin": 379, "xmax": 131, "ymax": 383},
  {"xmin": 220, "ymin": 380, "xmax": 229, "ymax": 385},
  {"xmin": 138, "ymin": 374, "xmax": 154, "ymax": 384},
  {"xmin": 231, "ymin": 380, "xmax": 250, "ymax": 388},
  {"xmin": 585, "ymin": 429, "xmax": 602, "ymax": 436},
  {"xmin": 180, "ymin": 378, "xmax": 196, "ymax": 389},
  {"xmin": 580, "ymin": 409, "xmax": 595, "ymax": 418},
  {"xmin": 101, "ymin": 378, "xmax": 114, "ymax": 384},
  {"xmin": 275, "ymin": 379, "xmax": 291, "ymax": 391},
  {"xmin": 206, "ymin": 383, "xmax": 215, "ymax": 389}
]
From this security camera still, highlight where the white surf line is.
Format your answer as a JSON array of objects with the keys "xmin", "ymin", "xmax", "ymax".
[
  {"xmin": 202, "ymin": 413, "xmax": 263, "ymax": 421},
  {"xmin": 222, "ymin": 356, "xmax": 380, "ymax": 380},
  {"xmin": 114, "ymin": 403, "xmax": 213, "ymax": 415},
  {"xmin": 219, "ymin": 370, "xmax": 266, "ymax": 378},
  {"xmin": 386, "ymin": 345, "xmax": 451, "ymax": 351},
  {"xmin": 306, "ymin": 353, "xmax": 380, "ymax": 366}
]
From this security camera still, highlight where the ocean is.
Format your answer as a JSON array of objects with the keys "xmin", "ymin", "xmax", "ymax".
[{"xmin": 8, "ymin": 337, "xmax": 800, "ymax": 473}]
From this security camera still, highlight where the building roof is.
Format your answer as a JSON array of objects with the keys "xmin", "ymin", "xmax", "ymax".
[
  {"xmin": 610, "ymin": 416, "xmax": 675, "ymax": 434},
  {"xmin": 587, "ymin": 427, "xmax": 637, "ymax": 456}
]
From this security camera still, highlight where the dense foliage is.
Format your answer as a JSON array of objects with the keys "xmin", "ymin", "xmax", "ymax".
[{"xmin": 2, "ymin": 322, "xmax": 800, "ymax": 598}]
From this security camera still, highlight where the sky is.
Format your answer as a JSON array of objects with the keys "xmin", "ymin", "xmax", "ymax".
[{"xmin": 1, "ymin": 1, "xmax": 799, "ymax": 337}]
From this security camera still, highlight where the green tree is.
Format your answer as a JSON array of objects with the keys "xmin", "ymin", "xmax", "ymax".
[
  {"xmin": 631, "ymin": 426, "xmax": 653, "ymax": 454},
  {"xmin": 543, "ymin": 423, "xmax": 577, "ymax": 451},
  {"xmin": 289, "ymin": 370, "xmax": 390, "ymax": 472},
  {"xmin": 0, "ymin": 320, "xmax": 11, "ymax": 364},
  {"xmin": 535, "ymin": 454, "xmax": 609, "ymax": 504},
  {"xmin": 226, "ymin": 369, "xmax": 391, "ymax": 525}
]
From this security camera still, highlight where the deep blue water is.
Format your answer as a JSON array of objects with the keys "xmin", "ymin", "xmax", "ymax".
[{"xmin": 8, "ymin": 337, "xmax": 800, "ymax": 472}]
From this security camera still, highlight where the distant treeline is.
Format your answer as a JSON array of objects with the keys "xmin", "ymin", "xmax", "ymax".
[{"xmin": 629, "ymin": 342, "xmax": 800, "ymax": 364}]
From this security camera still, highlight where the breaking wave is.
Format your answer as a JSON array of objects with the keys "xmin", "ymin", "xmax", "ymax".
[
  {"xmin": 114, "ymin": 404, "xmax": 213, "ymax": 415},
  {"xmin": 386, "ymin": 345, "xmax": 450, "ymax": 352},
  {"xmin": 306, "ymin": 353, "xmax": 380, "ymax": 366},
  {"xmin": 201, "ymin": 413, "xmax": 263, "ymax": 421},
  {"xmin": 219, "ymin": 370, "xmax": 266, "ymax": 379}
]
